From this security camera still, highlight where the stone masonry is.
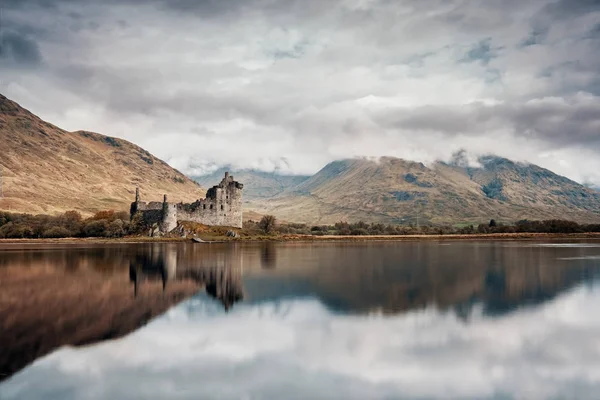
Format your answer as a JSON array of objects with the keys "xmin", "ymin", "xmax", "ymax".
[{"xmin": 131, "ymin": 172, "xmax": 243, "ymax": 234}]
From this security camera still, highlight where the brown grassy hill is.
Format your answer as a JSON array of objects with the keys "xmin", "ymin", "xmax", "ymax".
[
  {"xmin": 249, "ymin": 157, "xmax": 600, "ymax": 225},
  {"xmin": 0, "ymin": 94, "xmax": 206, "ymax": 215}
]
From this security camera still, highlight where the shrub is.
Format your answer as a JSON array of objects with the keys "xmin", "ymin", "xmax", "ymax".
[
  {"xmin": 334, "ymin": 221, "xmax": 351, "ymax": 235},
  {"xmin": 83, "ymin": 220, "xmax": 109, "ymax": 237},
  {"xmin": 0, "ymin": 222, "xmax": 35, "ymax": 238},
  {"xmin": 60, "ymin": 211, "xmax": 83, "ymax": 234},
  {"xmin": 0, "ymin": 222, "xmax": 14, "ymax": 238},
  {"xmin": 90, "ymin": 210, "xmax": 116, "ymax": 221},
  {"xmin": 385, "ymin": 225, "xmax": 399, "ymax": 235},
  {"xmin": 89, "ymin": 210, "xmax": 128, "ymax": 222},
  {"xmin": 275, "ymin": 225, "xmax": 291, "ymax": 234},
  {"xmin": 42, "ymin": 226, "xmax": 72, "ymax": 238},
  {"xmin": 128, "ymin": 212, "xmax": 146, "ymax": 235},
  {"xmin": 259, "ymin": 215, "xmax": 277, "ymax": 234},
  {"xmin": 459, "ymin": 225, "xmax": 475, "ymax": 234},
  {"xmin": 107, "ymin": 219, "xmax": 126, "ymax": 237}
]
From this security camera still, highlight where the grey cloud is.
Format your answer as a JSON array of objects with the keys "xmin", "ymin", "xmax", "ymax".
[
  {"xmin": 0, "ymin": 30, "xmax": 43, "ymax": 66},
  {"xmin": 1, "ymin": 0, "xmax": 600, "ymax": 183},
  {"xmin": 375, "ymin": 97, "xmax": 600, "ymax": 149},
  {"xmin": 4, "ymin": 0, "xmax": 321, "ymax": 18},
  {"xmin": 51, "ymin": 63, "xmax": 284, "ymax": 123},
  {"xmin": 461, "ymin": 38, "xmax": 498, "ymax": 65},
  {"xmin": 519, "ymin": 27, "xmax": 548, "ymax": 47},
  {"xmin": 543, "ymin": 0, "xmax": 600, "ymax": 17}
]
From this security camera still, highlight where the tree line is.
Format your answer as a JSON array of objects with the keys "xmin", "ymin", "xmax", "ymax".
[
  {"xmin": 249, "ymin": 216, "xmax": 600, "ymax": 236},
  {"xmin": 0, "ymin": 210, "xmax": 137, "ymax": 239},
  {"xmin": 1, "ymin": 210, "xmax": 599, "ymax": 239}
]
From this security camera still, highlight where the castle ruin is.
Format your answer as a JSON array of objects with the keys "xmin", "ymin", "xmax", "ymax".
[{"xmin": 131, "ymin": 172, "xmax": 243, "ymax": 234}]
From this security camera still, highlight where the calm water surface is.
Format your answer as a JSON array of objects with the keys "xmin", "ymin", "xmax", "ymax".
[{"xmin": 2, "ymin": 240, "xmax": 600, "ymax": 399}]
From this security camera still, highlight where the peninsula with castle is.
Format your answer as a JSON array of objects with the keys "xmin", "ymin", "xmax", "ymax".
[{"xmin": 130, "ymin": 172, "xmax": 244, "ymax": 235}]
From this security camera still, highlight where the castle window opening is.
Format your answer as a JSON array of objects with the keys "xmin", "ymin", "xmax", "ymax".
[
  {"xmin": 221, "ymin": 205, "xmax": 224, "ymax": 210},
  {"xmin": 203, "ymin": 204, "xmax": 206, "ymax": 209},
  {"xmin": 210, "ymin": 204, "xmax": 213, "ymax": 209}
]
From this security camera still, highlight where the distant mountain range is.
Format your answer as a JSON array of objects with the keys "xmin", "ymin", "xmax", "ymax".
[
  {"xmin": 195, "ymin": 157, "xmax": 600, "ymax": 225},
  {"xmin": 0, "ymin": 94, "xmax": 206, "ymax": 215},
  {"xmin": 193, "ymin": 167, "xmax": 309, "ymax": 200}
]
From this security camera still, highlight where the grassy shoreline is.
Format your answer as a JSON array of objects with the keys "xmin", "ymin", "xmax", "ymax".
[{"xmin": 1, "ymin": 232, "xmax": 600, "ymax": 245}]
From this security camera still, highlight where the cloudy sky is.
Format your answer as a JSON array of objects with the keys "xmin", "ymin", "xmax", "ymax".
[{"xmin": 1, "ymin": 0, "xmax": 600, "ymax": 184}]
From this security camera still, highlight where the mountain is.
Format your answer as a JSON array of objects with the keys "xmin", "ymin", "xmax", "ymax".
[
  {"xmin": 248, "ymin": 156, "xmax": 600, "ymax": 225},
  {"xmin": 0, "ymin": 94, "xmax": 206, "ymax": 215},
  {"xmin": 193, "ymin": 167, "xmax": 309, "ymax": 200},
  {"xmin": 3, "ymin": 92, "xmax": 598, "ymax": 224}
]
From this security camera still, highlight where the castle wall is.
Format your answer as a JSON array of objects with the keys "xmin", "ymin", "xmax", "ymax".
[
  {"xmin": 175, "ymin": 180, "xmax": 243, "ymax": 228},
  {"xmin": 136, "ymin": 202, "xmax": 163, "ymax": 211},
  {"xmin": 140, "ymin": 208, "xmax": 163, "ymax": 226},
  {"xmin": 131, "ymin": 172, "xmax": 243, "ymax": 234}
]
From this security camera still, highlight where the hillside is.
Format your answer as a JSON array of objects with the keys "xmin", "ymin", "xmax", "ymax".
[
  {"xmin": 248, "ymin": 157, "xmax": 600, "ymax": 225},
  {"xmin": 3, "ymin": 92, "xmax": 598, "ymax": 225},
  {"xmin": 193, "ymin": 167, "xmax": 309, "ymax": 200},
  {"xmin": 0, "ymin": 94, "xmax": 206, "ymax": 215}
]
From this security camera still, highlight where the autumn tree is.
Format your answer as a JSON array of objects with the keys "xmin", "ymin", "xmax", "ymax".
[{"xmin": 259, "ymin": 215, "xmax": 277, "ymax": 234}]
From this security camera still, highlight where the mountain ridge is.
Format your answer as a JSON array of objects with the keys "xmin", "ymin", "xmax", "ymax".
[
  {"xmin": 244, "ymin": 156, "xmax": 600, "ymax": 225},
  {"xmin": 0, "ymin": 93, "xmax": 207, "ymax": 215}
]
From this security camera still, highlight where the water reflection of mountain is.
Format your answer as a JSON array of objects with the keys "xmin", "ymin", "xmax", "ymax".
[
  {"xmin": 458, "ymin": 262, "xmax": 600, "ymax": 318},
  {"xmin": 2, "ymin": 241, "xmax": 600, "ymax": 382},
  {"xmin": 242, "ymin": 242, "xmax": 600, "ymax": 318},
  {"xmin": 0, "ymin": 243, "xmax": 245, "ymax": 381}
]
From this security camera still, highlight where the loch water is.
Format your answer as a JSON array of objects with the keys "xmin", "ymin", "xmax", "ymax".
[{"xmin": 2, "ymin": 240, "xmax": 600, "ymax": 399}]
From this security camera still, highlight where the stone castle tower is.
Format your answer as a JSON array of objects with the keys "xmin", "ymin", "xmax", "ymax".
[{"xmin": 131, "ymin": 172, "xmax": 244, "ymax": 234}]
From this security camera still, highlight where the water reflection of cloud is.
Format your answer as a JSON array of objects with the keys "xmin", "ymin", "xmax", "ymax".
[{"xmin": 3, "ymin": 285, "xmax": 600, "ymax": 400}]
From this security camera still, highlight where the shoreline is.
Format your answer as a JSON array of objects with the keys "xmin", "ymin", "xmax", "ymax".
[{"xmin": 1, "ymin": 232, "xmax": 600, "ymax": 245}]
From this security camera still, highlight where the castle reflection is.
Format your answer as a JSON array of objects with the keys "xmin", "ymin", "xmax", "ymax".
[
  {"xmin": 129, "ymin": 244, "xmax": 244, "ymax": 310},
  {"xmin": 2, "ymin": 241, "xmax": 600, "ymax": 317}
]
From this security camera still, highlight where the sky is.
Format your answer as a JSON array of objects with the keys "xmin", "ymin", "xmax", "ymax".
[{"xmin": 1, "ymin": 0, "xmax": 600, "ymax": 184}]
